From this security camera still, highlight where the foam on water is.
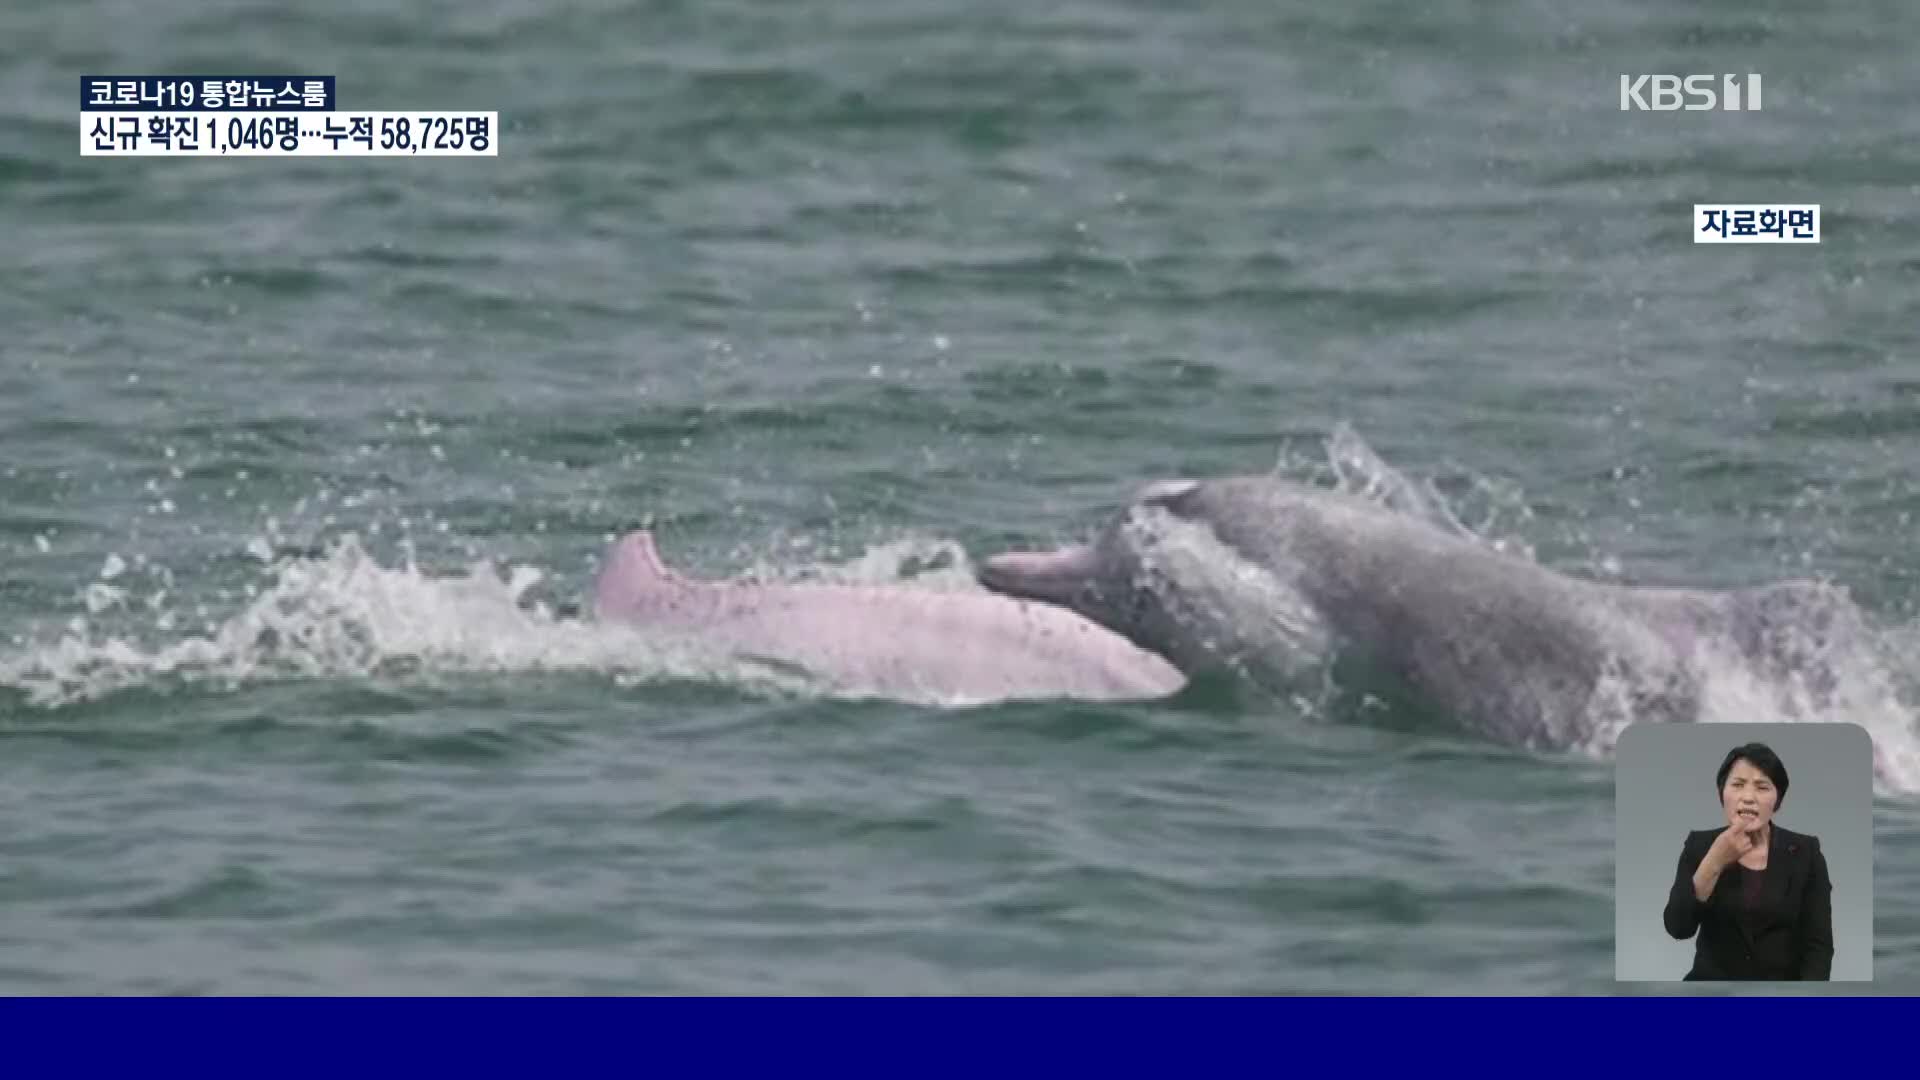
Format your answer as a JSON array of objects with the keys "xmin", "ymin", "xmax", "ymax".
[
  {"xmin": 0, "ymin": 532, "xmax": 934, "ymax": 711},
  {"xmin": 732, "ymin": 532, "xmax": 980, "ymax": 590}
]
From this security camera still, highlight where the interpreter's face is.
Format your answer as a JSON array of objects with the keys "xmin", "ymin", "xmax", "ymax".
[{"xmin": 1721, "ymin": 759, "xmax": 1779, "ymax": 834}]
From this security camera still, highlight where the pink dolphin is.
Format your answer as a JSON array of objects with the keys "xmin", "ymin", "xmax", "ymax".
[{"xmin": 591, "ymin": 530, "xmax": 1185, "ymax": 704}]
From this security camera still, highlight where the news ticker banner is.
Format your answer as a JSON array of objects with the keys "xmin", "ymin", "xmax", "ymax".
[
  {"xmin": 0, "ymin": 998, "xmax": 1903, "ymax": 1079},
  {"xmin": 79, "ymin": 75, "xmax": 496, "ymax": 156}
]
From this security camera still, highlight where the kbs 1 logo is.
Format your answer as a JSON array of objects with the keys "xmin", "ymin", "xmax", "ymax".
[{"xmin": 1619, "ymin": 74, "xmax": 1762, "ymax": 111}]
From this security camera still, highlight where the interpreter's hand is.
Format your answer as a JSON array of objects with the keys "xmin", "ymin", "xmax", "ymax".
[{"xmin": 1707, "ymin": 823, "xmax": 1756, "ymax": 869}]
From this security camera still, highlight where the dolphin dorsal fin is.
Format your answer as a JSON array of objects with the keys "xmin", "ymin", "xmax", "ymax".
[{"xmin": 593, "ymin": 529, "xmax": 687, "ymax": 618}]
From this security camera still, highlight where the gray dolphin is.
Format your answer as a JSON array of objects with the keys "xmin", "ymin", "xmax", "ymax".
[
  {"xmin": 592, "ymin": 529, "xmax": 1185, "ymax": 705},
  {"xmin": 978, "ymin": 476, "xmax": 1867, "ymax": 749}
]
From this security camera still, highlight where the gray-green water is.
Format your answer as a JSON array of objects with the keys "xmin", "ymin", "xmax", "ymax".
[{"xmin": 4, "ymin": 0, "xmax": 1919, "ymax": 993}]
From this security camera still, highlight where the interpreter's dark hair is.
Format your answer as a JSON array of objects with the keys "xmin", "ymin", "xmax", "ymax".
[{"xmin": 1716, "ymin": 742, "xmax": 1789, "ymax": 809}]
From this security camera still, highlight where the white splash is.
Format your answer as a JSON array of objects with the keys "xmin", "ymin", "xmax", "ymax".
[
  {"xmin": 0, "ymin": 533, "xmax": 836, "ymax": 710},
  {"xmin": 736, "ymin": 532, "xmax": 977, "ymax": 590}
]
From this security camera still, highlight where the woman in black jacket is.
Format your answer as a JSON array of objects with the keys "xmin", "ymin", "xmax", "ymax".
[{"xmin": 1663, "ymin": 742, "xmax": 1834, "ymax": 980}]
